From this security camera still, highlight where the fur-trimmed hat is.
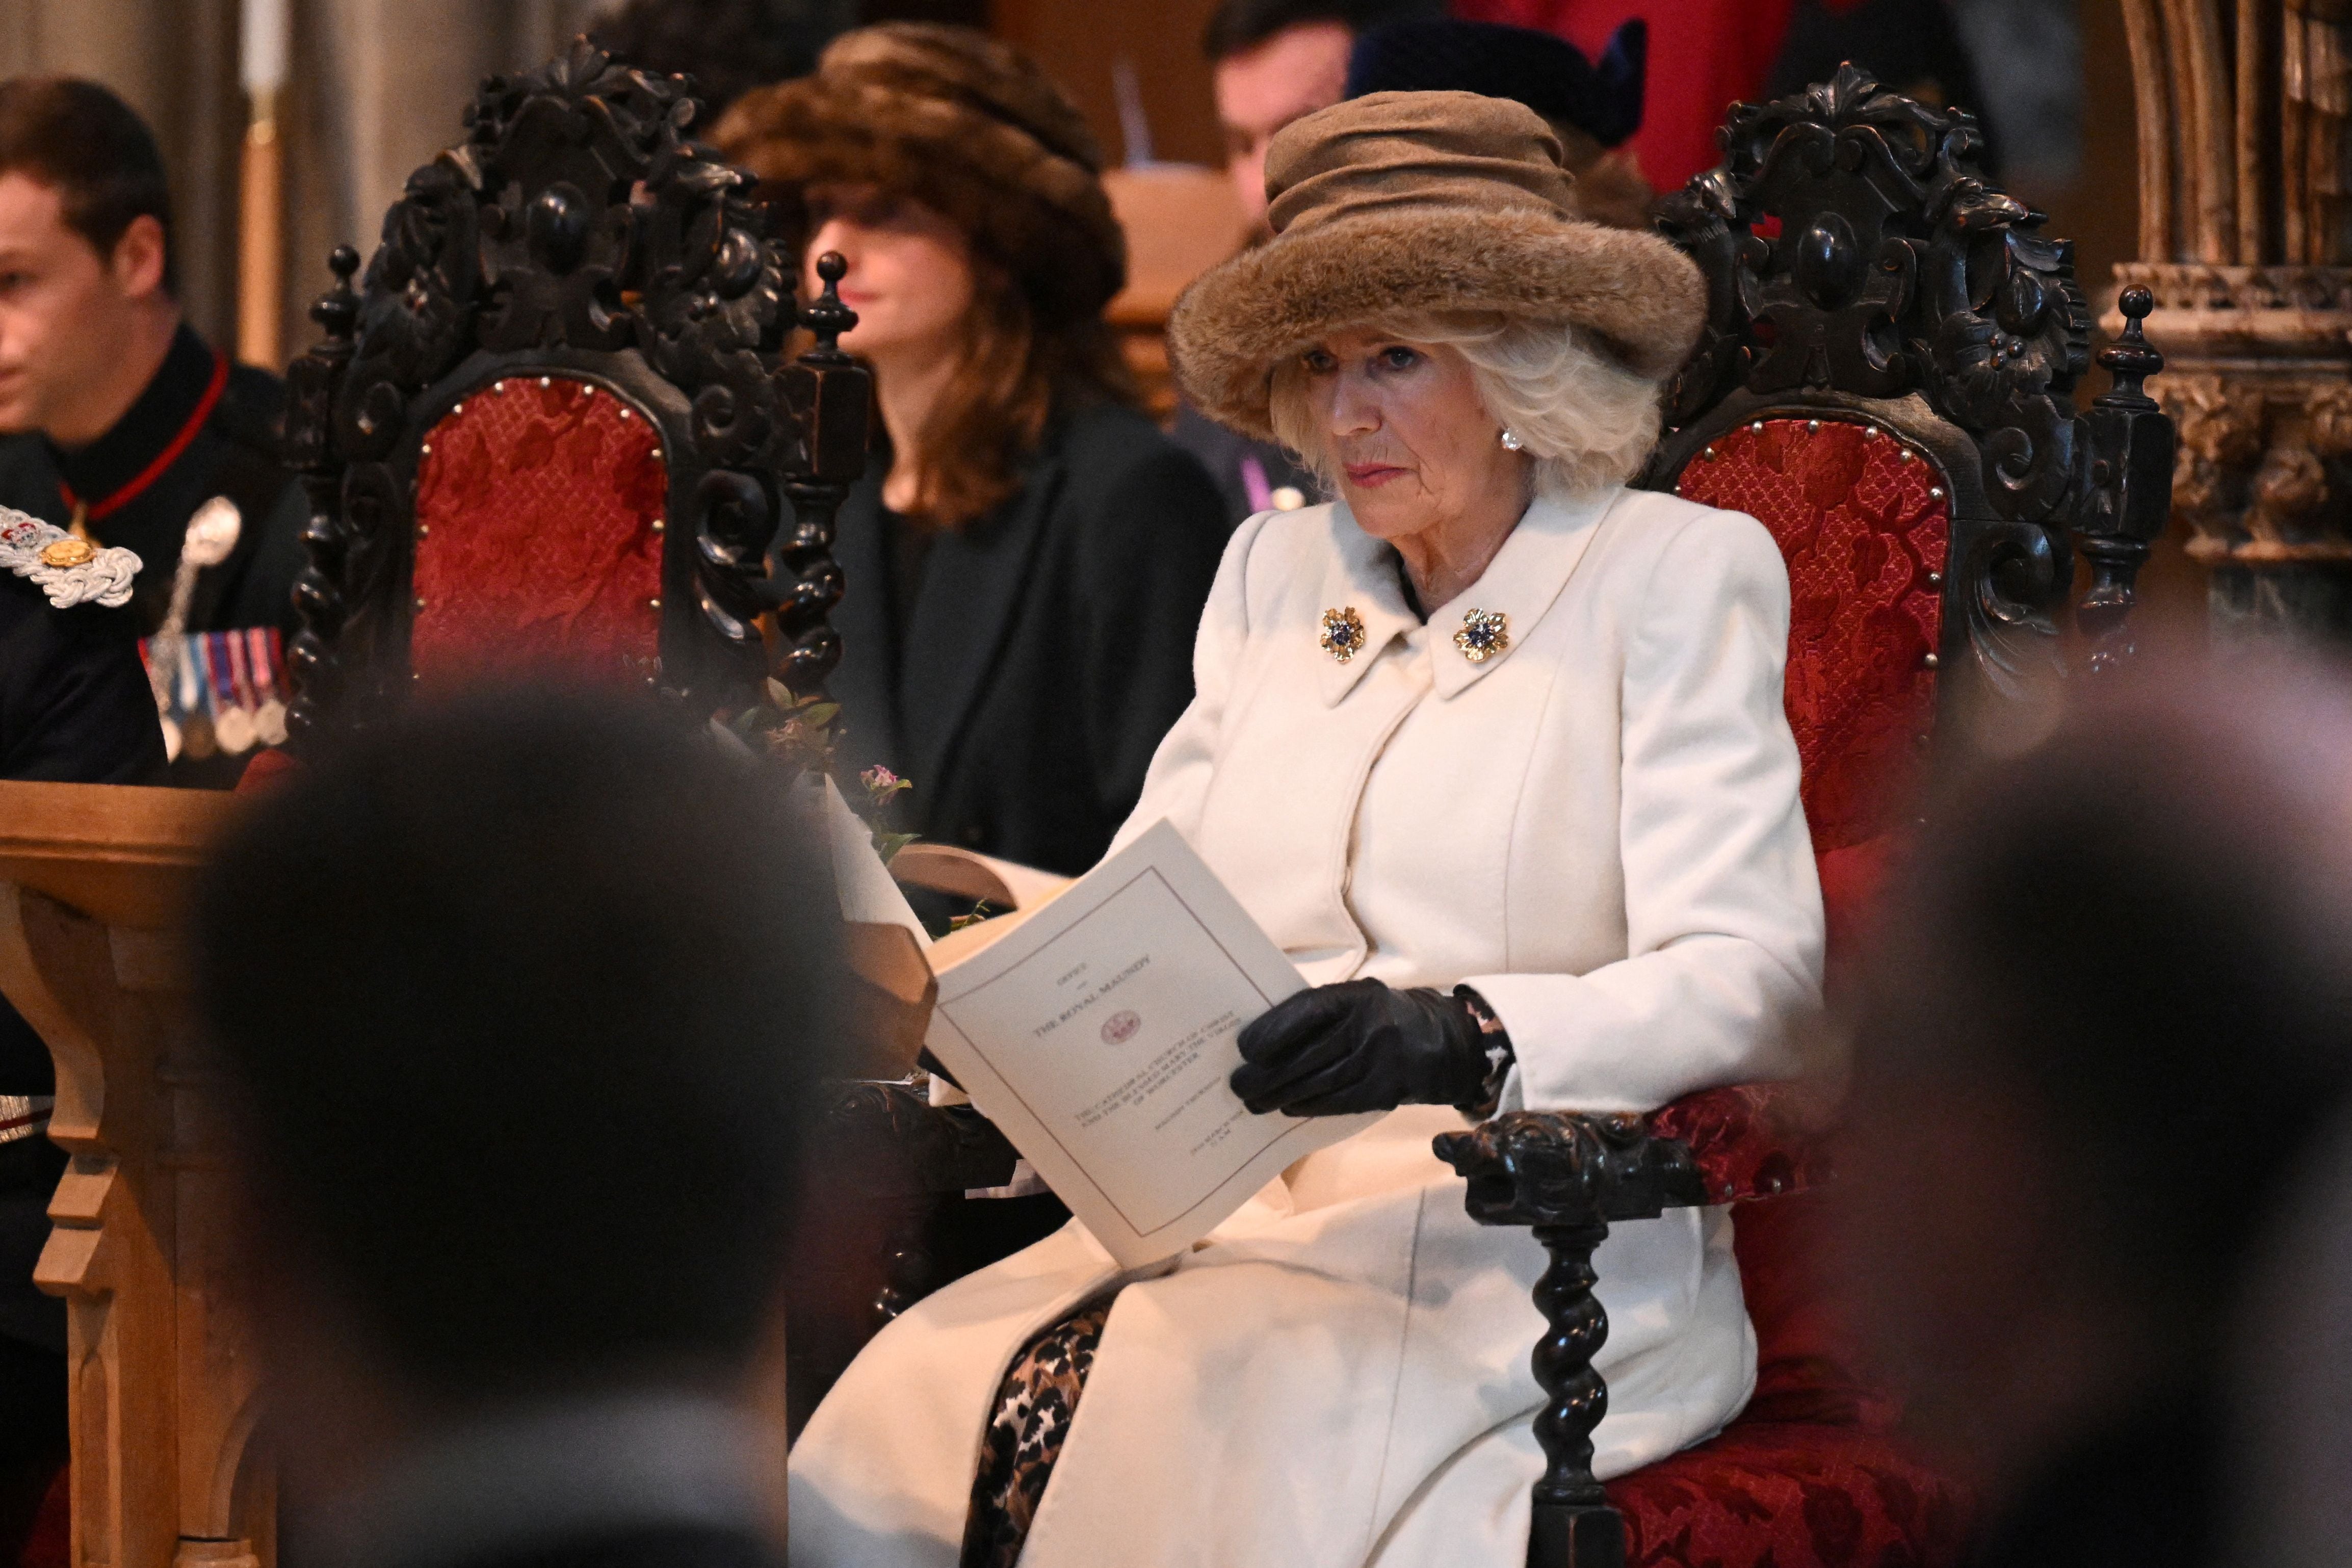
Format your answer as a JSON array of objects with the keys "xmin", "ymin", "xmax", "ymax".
[
  {"xmin": 1169, "ymin": 91, "xmax": 1703, "ymax": 442},
  {"xmin": 713, "ymin": 24, "xmax": 1126, "ymax": 326}
]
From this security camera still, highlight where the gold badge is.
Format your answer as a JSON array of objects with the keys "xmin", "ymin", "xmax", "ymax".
[
  {"xmin": 1454, "ymin": 607, "xmax": 1509, "ymax": 663},
  {"xmin": 1320, "ymin": 606, "xmax": 1367, "ymax": 664},
  {"xmin": 39, "ymin": 537, "xmax": 96, "ymax": 568}
]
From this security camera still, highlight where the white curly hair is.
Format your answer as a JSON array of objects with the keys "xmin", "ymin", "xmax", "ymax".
[{"xmin": 1265, "ymin": 312, "xmax": 1665, "ymax": 505}]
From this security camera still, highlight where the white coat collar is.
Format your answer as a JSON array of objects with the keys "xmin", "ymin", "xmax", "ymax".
[{"xmin": 1314, "ymin": 487, "xmax": 1618, "ymax": 706}]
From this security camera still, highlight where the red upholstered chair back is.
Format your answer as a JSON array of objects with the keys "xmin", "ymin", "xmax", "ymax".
[
  {"xmin": 281, "ymin": 42, "xmax": 870, "ymax": 743},
  {"xmin": 408, "ymin": 377, "xmax": 669, "ymax": 688}
]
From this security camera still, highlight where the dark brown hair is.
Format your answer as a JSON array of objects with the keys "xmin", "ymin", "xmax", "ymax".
[
  {"xmin": 891, "ymin": 244, "xmax": 1135, "ymax": 529},
  {"xmin": 0, "ymin": 77, "xmax": 175, "ymax": 293}
]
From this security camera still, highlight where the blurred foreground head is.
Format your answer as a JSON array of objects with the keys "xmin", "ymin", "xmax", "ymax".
[
  {"xmin": 193, "ymin": 690, "xmax": 841, "ymax": 1410},
  {"xmin": 1841, "ymin": 653, "xmax": 2352, "ymax": 1564}
]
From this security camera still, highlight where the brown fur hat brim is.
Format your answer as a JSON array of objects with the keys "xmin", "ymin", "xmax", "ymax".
[{"xmin": 1168, "ymin": 205, "xmax": 1703, "ymax": 441}]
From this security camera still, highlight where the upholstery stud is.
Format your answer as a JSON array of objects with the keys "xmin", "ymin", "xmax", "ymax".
[
  {"xmin": 1806, "ymin": 420, "xmax": 1821, "ymax": 433},
  {"xmin": 1922, "ymin": 652, "xmax": 1940, "ymax": 669},
  {"xmin": 648, "ymin": 598, "xmax": 662, "ymax": 611},
  {"xmin": 1929, "ymin": 487, "xmax": 1945, "ymax": 501},
  {"xmin": 651, "ymin": 519, "xmax": 666, "ymax": 533}
]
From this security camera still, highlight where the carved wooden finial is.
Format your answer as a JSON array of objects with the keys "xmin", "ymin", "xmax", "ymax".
[
  {"xmin": 801, "ymin": 251, "xmax": 855, "ymax": 358},
  {"xmin": 2096, "ymin": 285, "xmax": 2164, "ymax": 410},
  {"xmin": 311, "ymin": 245, "xmax": 361, "ymax": 341}
]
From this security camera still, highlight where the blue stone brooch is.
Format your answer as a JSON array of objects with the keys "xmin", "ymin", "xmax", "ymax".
[
  {"xmin": 1454, "ymin": 607, "xmax": 1509, "ymax": 663},
  {"xmin": 1320, "ymin": 606, "xmax": 1367, "ymax": 663}
]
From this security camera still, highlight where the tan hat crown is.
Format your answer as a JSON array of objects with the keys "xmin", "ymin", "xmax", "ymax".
[
  {"xmin": 1265, "ymin": 91, "xmax": 1579, "ymax": 240},
  {"xmin": 1167, "ymin": 88, "xmax": 1706, "ymax": 442}
]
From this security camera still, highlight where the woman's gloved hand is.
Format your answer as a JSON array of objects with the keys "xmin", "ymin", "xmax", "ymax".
[{"xmin": 1230, "ymin": 979, "xmax": 1492, "ymax": 1117}]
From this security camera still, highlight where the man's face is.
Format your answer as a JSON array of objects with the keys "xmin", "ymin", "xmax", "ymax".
[
  {"xmin": 1214, "ymin": 20, "xmax": 1355, "ymax": 227},
  {"xmin": 0, "ymin": 171, "xmax": 160, "ymax": 438}
]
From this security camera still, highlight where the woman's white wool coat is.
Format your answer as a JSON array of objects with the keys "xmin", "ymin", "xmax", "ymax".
[{"xmin": 789, "ymin": 484, "xmax": 1827, "ymax": 1567}]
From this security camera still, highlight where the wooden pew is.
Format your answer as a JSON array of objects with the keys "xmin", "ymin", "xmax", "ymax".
[{"xmin": 0, "ymin": 782, "xmax": 256, "ymax": 1568}]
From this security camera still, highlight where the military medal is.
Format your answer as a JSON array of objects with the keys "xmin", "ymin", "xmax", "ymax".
[
  {"xmin": 177, "ymin": 638, "xmax": 216, "ymax": 760},
  {"xmin": 213, "ymin": 634, "xmax": 255, "ymax": 754},
  {"xmin": 1454, "ymin": 607, "xmax": 1509, "ymax": 664},
  {"xmin": 248, "ymin": 628, "xmax": 289, "ymax": 747},
  {"xmin": 1320, "ymin": 606, "xmax": 1367, "ymax": 663}
]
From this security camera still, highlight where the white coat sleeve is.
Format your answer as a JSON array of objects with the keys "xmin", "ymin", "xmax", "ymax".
[
  {"xmin": 1463, "ymin": 508, "xmax": 1824, "ymax": 1114},
  {"xmin": 1105, "ymin": 509, "xmax": 1273, "ymax": 856}
]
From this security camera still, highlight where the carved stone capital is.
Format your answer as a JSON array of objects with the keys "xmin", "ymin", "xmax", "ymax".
[{"xmin": 2111, "ymin": 262, "xmax": 2352, "ymax": 590}]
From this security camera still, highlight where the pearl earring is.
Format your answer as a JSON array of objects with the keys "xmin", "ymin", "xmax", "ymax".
[{"xmin": 1499, "ymin": 428, "xmax": 1525, "ymax": 452}]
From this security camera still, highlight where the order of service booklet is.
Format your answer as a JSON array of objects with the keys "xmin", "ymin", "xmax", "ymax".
[{"xmin": 907, "ymin": 819, "xmax": 1382, "ymax": 1268}]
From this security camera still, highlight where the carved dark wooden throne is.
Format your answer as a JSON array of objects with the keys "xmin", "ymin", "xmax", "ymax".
[
  {"xmin": 1433, "ymin": 67, "xmax": 2175, "ymax": 1568},
  {"xmin": 280, "ymin": 40, "xmax": 869, "ymax": 742}
]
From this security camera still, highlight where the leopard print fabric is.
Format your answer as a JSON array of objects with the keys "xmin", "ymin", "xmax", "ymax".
[{"xmin": 958, "ymin": 1296, "xmax": 1114, "ymax": 1568}]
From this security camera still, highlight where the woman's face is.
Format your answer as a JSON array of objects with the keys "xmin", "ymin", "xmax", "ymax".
[
  {"xmin": 803, "ymin": 184, "xmax": 976, "ymax": 368},
  {"xmin": 1298, "ymin": 327, "xmax": 1525, "ymax": 544}
]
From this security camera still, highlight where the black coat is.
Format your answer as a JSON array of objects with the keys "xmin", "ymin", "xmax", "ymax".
[
  {"xmin": 831, "ymin": 403, "xmax": 1229, "ymax": 878},
  {"xmin": 0, "ymin": 571, "xmax": 163, "ymax": 1364}
]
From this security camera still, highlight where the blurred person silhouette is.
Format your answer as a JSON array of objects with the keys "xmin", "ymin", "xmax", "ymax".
[
  {"xmin": 717, "ymin": 25, "xmax": 1227, "ymax": 882},
  {"xmin": 1839, "ymin": 655, "xmax": 2352, "ymax": 1568},
  {"xmin": 191, "ymin": 690, "xmax": 843, "ymax": 1568},
  {"xmin": 2231, "ymin": 1104, "xmax": 2352, "ymax": 1568}
]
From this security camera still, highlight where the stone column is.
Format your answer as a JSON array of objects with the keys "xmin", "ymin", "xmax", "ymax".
[{"xmin": 2114, "ymin": 0, "xmax": 2352, "ymax": 641}]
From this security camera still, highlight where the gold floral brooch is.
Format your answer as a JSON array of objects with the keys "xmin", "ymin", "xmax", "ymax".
[
  {"xmin": 1454, "ymin": 607, "xmax": 1509, "ymax": 663},
  {"xmin": 1320, "ymin": 606, "xmax": 1366, "ymax": 663}
]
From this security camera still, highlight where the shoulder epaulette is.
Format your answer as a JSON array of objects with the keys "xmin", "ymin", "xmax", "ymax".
[{"xmin": 0, "ymin": 506, "xmax": 141, "ymax": 609}]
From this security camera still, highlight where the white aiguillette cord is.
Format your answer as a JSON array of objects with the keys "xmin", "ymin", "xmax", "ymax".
[{"xmin": 146, "ymin": 497, "xmax": 243, "ymax": 760}]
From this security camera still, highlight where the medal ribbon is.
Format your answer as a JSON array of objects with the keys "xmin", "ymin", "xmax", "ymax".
[{"xmin": 58, "ymin": 351, "xmax": 230, "ymax": 525}]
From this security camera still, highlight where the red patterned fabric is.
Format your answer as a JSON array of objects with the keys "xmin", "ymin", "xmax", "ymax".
[
  {"xmin": 1608, "ymin": 1416, "xmax": 1969, "ymax": 1568},
  {"xmin": 1676, "ymin": 419, "xmax": 1948, "ymax": 860},
  {"xmin": 410, "ymin": 377, "xmax": 668, "ymax": 686},
  {"xmin": 1651, "ymin": 1082, "xmax": 1834, "ymax": 1205}
]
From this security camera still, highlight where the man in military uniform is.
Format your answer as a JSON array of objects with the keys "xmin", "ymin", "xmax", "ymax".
[
  {"xmin": 0, "ymin": 78, "xmax": 306, "ymax": 784},
  {"xmin": 0, "ymin": 507, "xmax": 160, "ymax": 1560}
]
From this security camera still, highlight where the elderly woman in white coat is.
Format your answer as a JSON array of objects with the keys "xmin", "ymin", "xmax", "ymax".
[{"xmin": 790, "ymin": 90, "xmax": 1824, "ymax": 1568}]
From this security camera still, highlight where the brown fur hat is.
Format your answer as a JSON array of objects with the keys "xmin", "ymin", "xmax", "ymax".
[
  {"xmin": 714, "ymin": 24, "xmax": 1126, "ymax": 325},
  {"xmin": 1169, "ymin": 91, "xmax": 1703, "ymax": 441}
]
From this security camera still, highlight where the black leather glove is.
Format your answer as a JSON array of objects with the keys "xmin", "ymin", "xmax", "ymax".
[{"xmin": 1230, "ymin": 979, "xmax": 1492, "ymax": 1117}]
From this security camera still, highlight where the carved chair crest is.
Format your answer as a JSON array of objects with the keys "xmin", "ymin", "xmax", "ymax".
[
  {"xmin": 283, "ymin": 40, "xmax": 869, "ymax": 744},
  {"xmin": 1644, "ymin": 62, "xmax": 2172, "ymax": 696}
]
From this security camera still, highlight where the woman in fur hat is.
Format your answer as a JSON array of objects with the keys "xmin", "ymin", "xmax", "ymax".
[
  {"xmin": 790, "ymin": 92, "xmax": 1822, "ymax": 1568},
  {"xmin": 717, "ymin": 25, "xmax": 1227, "ymax": 879}
]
